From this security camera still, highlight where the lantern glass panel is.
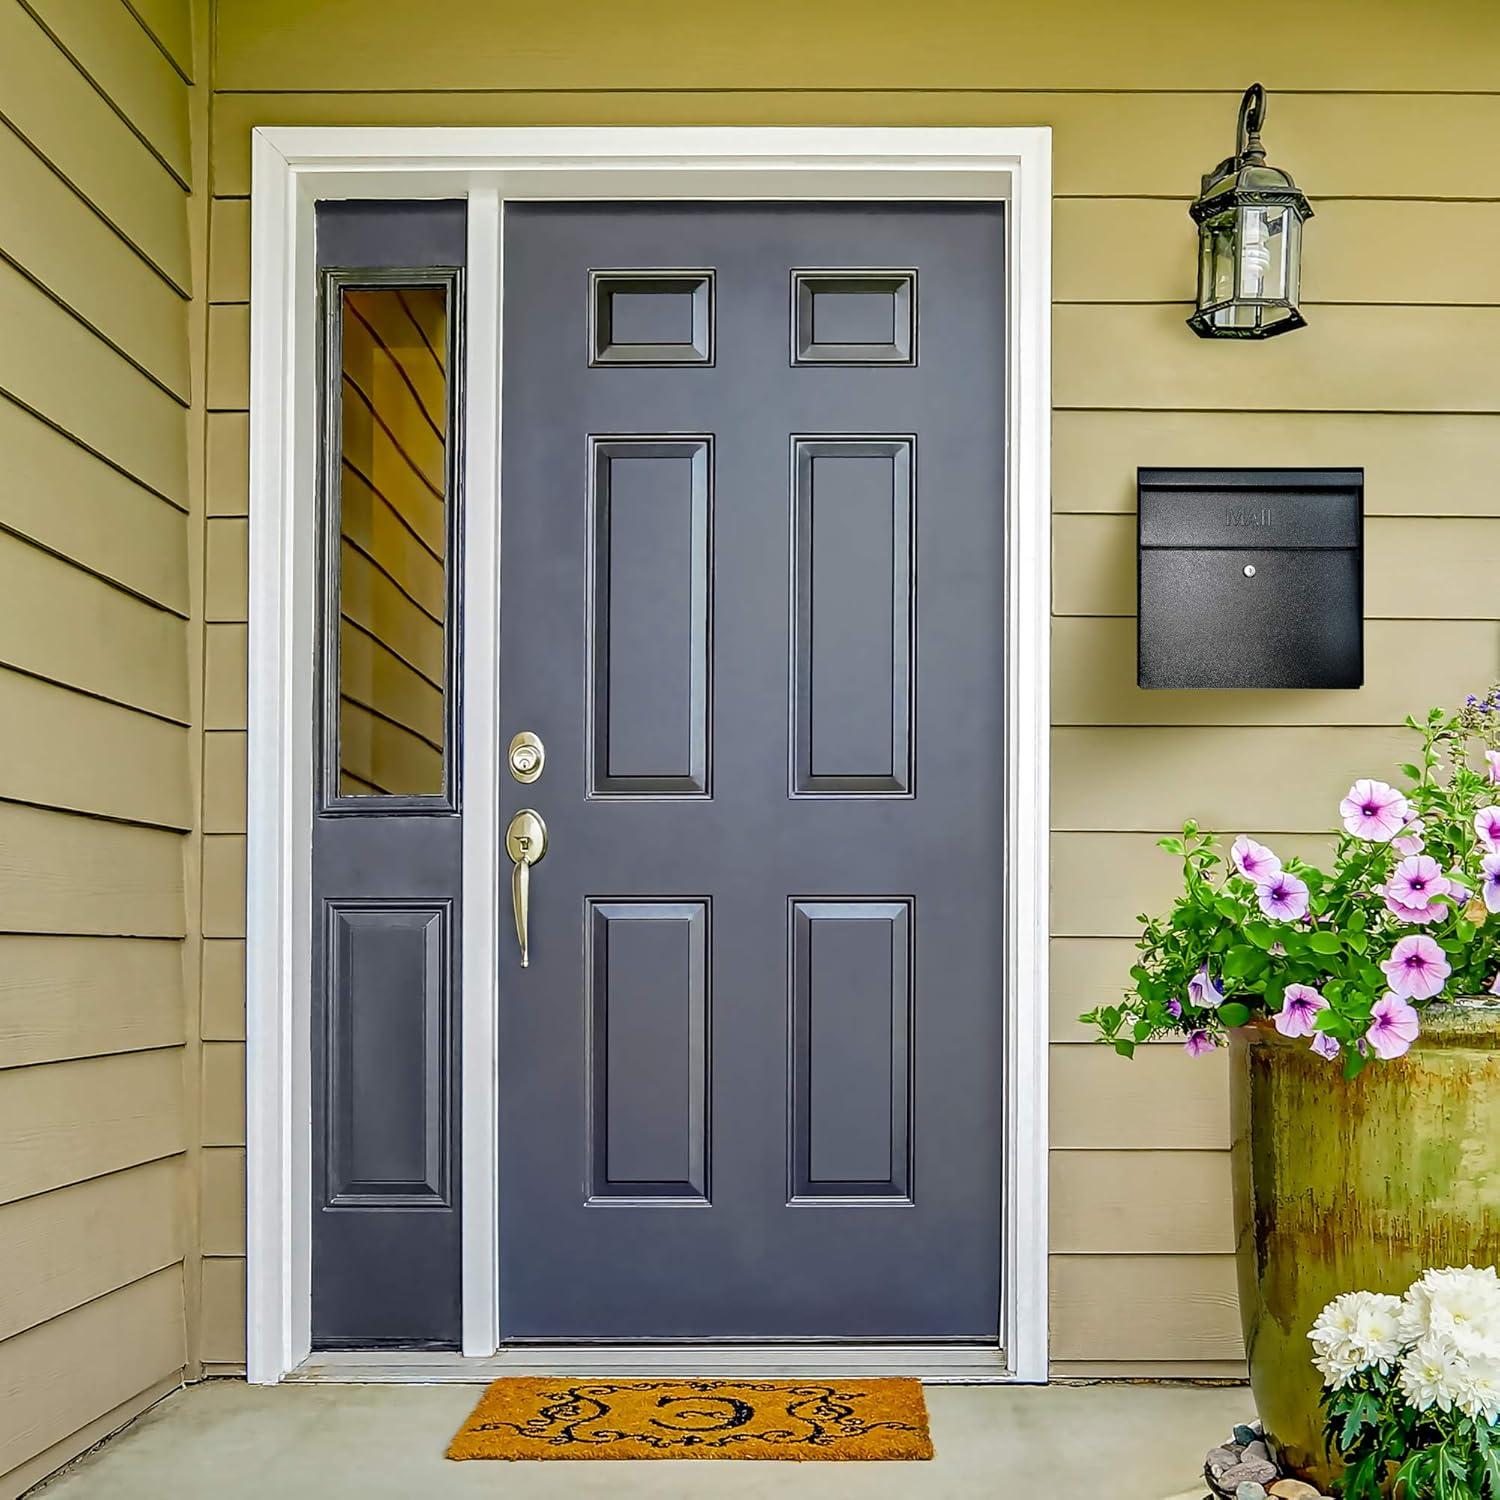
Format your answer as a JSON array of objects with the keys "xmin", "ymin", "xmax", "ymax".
[
  {"xmin": 1198, "ymin": 212, "xmax": 1238, "ymax": 308},
  {"xmin": 1234, "ymin": 205, "xmax": 1288, "ymax": 302}
]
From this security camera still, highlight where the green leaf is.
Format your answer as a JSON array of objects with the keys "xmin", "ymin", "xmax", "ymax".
[
  {"xmin": 1401, "ymin": 762, "xmax": 1423, "ymax": 780},
  {"xmin": 1307, "ymin": 930, "xmax": 1344, "ymax": 955},
  {"xmin": 1222, "ymin": 945, "xmax": 1270, "ymax": 981},
  {"xmin": 1157, "ymin": 837, "xmax": 1185, "ymax": 855},
  {"xmin": 1218, "ymin": 1001, "xmax": 1251, "ymax": 1028},
  {"xmin": 1113, "ymin": 1039, "xmax": 1136, "ymax": 1059},
  {"xmin": 1244, "ymin": 920, "xmax": 1278, "ymax": 950},
  {"xmin": 1343, "ymin": 1047, "xmax": 1369, "ymax": 1081}
]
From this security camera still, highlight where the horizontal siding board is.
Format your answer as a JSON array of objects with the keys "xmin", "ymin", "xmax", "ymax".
[
  {"xmin": 1050, "ymin": 1254, "xmax": 1243, "ymax": 1362},
  {"xmin": 206, "ymin": 411, "xmax": 249, "ymax": 516},
  {"xmin": 1051, "ymin": 1151, "xmax": 1234, "ymax": 1255},
  {"xmin": 209, "ymin": 0, "xmax": 1498, "ymax": 94},
  {"xmin": 1054, "ymin": 725, "xmax": 1415, "ymax": 834},
  {"xmin": 0, "ymin": 1264, "xmax": 185, "ymax": 1479},
  {"xmin": 0, "ymin": 534, "xmax": 187, "ymax": 721},
  {"xmin": 208, "ymin": 196, "xmax": 248, "ymax": 303},
  {"xmin": 0, "ymin": 0, "xmax": 188, "ymax": 290},
  {"xmin": 0, "ymin": 397, "xmax": 188, "ymax": 613},
  {"xmin": 0, "ymin": 936, "xmax": 183, "ymax": 1069},
  {"xmin": 0, "ymin": 1049, "xmax": 183, "ymax": 1205},
  {"xmin": 203, "ymin": 624, "xmax": 247, "ymax": 729},
  {"xmin": 0, "ymin": 804, "xmax": 185, "ymax": 939},
  {"xmin": 206, "ymin": 302, "xmax": 250, "ymax": 411},
  {"xmin": 1051, "ymin": 1360, "xmax": 1247, "ymax": 1379},
  {"xmin": 21, "ymin": 0, "xmax": 191, "ymax": 184},
  {"xmin": 0, "ymin": 259, "xmax": 187, "ymax": 503},
  {"xmin": 0, "ymin": 669, "xmax": 190, "ymax": 828},
  {"xmin": 1055, "ymin": 199, "xmax": 1500, "ymax": 308},
  {"xmin": 1057, "ymin": 303, "xmax": 1500, "ymax": 414},
  {"xmin": 202, "ymin": 835, "xmax": 247, "ymax": 939},
  {"xmin": 201, "ymin": 940, "xmax": 246, "ymax": 1041},
  {"xmin": 1052, "ymin": 937, "xmax": 1150, "ymax": 1043},
  {"xmin": 0, "ymin": 122, "xmax": 189, "ymax": 398},
  {"xmin": 199, "ymin": 1255, "xmax": 246, "ymax": 1365},
  {"xmin": 0, "ymin": 1158, "xmax": 181, "ymax": 1340},
  {"xmin": 201, "ymin": 1147, "xmax": 245, "ymax": 1256},
  {"xmin": 201, "ymin": 1041, "xmax": 245, "ymax": 1147},
  {"xmin": 211, "ymin": 91, "xmax": 1500, "ymax": 200},
  {"xmin": 1055, "ymin": 514, "xmax": 1500, "ymax": 619},
  {"xmin": 205, "ymin": 517, "xmax": 248, "ymax": 622},
  {"xmin": 1053, "ymin": 832, "xmax": 1330, "ymax": 938},
  {"xmin": 202, "ymin": 732, "xmax": 248, "ymax": 834},
  {"xmin": 123, "ymin": 0, "xmax": 193, "ymax": 79},
  {"xmin": 1052, "ymin": 617, "xmax": 1499, "ymax": 728},
  {"xmin": 1053, "ymin": 410, "xmax": 1500, "ymax": 519},
  {"xmin": 1051, "ymin": 1042, "xmax": 1230, "ymax": 1150}
]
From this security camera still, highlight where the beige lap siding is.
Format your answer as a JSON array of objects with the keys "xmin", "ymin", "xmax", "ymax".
[
  {"xmin": 196, "ymin": 0, "xmax": 1500, "ymax": 1377},
  {"xmin": 0, "ymin": 0, "xmax": 201, "ymax": 1491}
]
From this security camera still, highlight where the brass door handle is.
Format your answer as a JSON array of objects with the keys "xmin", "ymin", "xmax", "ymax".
[{"xmin": 505, "ymin": 809, "xmax": 548, "ymax": 967}]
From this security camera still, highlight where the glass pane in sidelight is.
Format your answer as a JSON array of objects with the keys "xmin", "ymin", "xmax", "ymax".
[{"xmin": 333, "ymin": 284, "xmax": 451, "ymax": 799}]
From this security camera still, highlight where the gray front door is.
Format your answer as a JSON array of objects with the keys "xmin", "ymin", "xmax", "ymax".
[{"xmin": 498, "ymin": 203, "xmax": 1007, "ymax": 1342}]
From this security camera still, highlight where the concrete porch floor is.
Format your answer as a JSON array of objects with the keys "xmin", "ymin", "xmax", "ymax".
[{"xmin": 33, "ymin": 1379, "xmax": 1250, "ymax": 1499}]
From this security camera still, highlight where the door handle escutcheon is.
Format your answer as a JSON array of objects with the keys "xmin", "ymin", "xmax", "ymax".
[{"xmin": 505, "ymin": 809, "xmax": 548, "ymax": 967}]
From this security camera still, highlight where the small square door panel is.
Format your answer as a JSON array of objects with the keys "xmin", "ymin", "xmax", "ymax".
[
  {"xmin": 793, "ymin": 270, "xmax": 916, "ymax": 365},
  {"xmin": 590, "ymin": 270, "xmax": 714, "ymax": 365}
]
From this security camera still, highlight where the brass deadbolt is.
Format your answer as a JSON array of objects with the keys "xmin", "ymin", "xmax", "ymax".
[{"xmin": 508, "ymin": 731, "xmax": 545, "ymax": 784}]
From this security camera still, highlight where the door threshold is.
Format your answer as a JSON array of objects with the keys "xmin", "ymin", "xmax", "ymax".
[{"xmin": 288, "ymin": 1344, "xmax": 1015, "ymax": 1385}]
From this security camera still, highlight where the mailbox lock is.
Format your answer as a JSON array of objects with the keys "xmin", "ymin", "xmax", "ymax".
[{"xmin": 1243, "ymin": 564, "xmax": 1257, "ymax": 578}]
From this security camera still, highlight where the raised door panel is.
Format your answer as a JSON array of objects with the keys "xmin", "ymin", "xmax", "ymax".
[
  {"xmin": 792, "ymin": 439, "xmax": 914, "ymax": 795},
  {"xmin": 789, "ymin": 900, "xmax": 913, "ymax": 1202},
  {"xmin": 588, "ymin": 439, "xmax": 713, "ymax": 796},
  {"xmin": 587, "ymin": 901, "xmax": 710, "ymax": 1203},
  {"xmin": 325, "ymin": 901, "xmax": 451, "ymax": 1206}
]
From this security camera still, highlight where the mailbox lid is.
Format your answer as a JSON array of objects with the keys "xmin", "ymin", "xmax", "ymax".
[{"xmin": 1138, "ymin": 468, "xmax": 1363, "ymax": 550}]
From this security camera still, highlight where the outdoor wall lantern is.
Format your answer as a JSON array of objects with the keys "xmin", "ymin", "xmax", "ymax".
[{"xmin": 1188, "ymin": 83, "xmax": 1313, "ymax": 339}]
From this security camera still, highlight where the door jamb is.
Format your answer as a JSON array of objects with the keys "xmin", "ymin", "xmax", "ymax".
[{"xmin": 246, "ymin": 125, "xmax": 1052, "ymax": 1385}]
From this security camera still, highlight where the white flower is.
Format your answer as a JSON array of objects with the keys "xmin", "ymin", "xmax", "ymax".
[
  {"xmin": 1310, "ymin": 1291, "xmax": 1404, "ymax": 1389},
  {"xmin": 1457, "ymin": 1350, "xmax": 1500, "ymax": 1424},
  {"xmin": 1399, "ymin": 1333, "xmax": 1468, "ymax": 1413},
  {"xmin": 1400, "ymin": 1266, "xmax": 1500, "ymax": 1355}
]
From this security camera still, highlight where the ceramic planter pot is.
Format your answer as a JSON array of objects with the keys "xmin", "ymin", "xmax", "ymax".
[{"xmin": 1231, "ymin": 1001, "xmax": 1500, "ymax": 1488}]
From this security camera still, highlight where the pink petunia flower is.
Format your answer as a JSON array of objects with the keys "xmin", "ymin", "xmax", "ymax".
[
  {"xmin": 1380, "ymin": 934, "xmax": 1451, "ymax": 1001},
  {"xmin": 1340, "ymin": 779, "xmax": 1411, "ymax": 843},
  {"xmin": 1310, "ymin": 1031, "xmax": 1342, "ymax": 1061},
  {"xmin": 1183, "ymin": 1030, "xmax": 1217, "ymax": 1057},
  {"xmin": 1165, "ymin": 998, "xmax": 1183, "ymax": 1020},
  {"xmin": 1231, "ymin": 836, "xmax": 1282, "ymax": 885},
  {"xmin": 1384, "ymin": 856, "xmax": 1451, "ymax": 925},
  {"xmin": 1366, "ymin": 993, "xmax": 1421, "ymax": 1061},
  {"xmin": 1477, "ymin": 807, "xmax": 1500, "ymax": 854},
  {"xmin": 1487, "ymin": 750, "xmax": 1500, "ymax": 786},
  {"xmin": 1448, "ymin": 875, "xmax": 1473, "ymax": 905},
  {"xmin": 1392, "ymin": 818, "xmax": 1426, "ymax": 857},
  {"xmin": 1258, "ymin": 871, "xmax": 1310, "ymax": 922},
  {"xmin": 1187, "ymin": 964, "xmax": 1224, "ymax": 1011},
  {"xmin": 1384, "ymin": 893, "xmax": 1447, "ymax": 925},
  {"xmin": 1274, "ymin": 983, "xmax": 1328, "ymax": 1039},
  {"xmin": 1482, "ymin": 853, "xmax": 1500, "ymax": 914},
  {"xmin": 1491, "ymin": 971, "xmax": 1500, "ymax": 997}
]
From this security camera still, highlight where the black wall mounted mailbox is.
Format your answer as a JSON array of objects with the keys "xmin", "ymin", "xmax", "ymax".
[{"xmin": 1137, "ymin": 468, "xmax": 1364, "ymax": 690}]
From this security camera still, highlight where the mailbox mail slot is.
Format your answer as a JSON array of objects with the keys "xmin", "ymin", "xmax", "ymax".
[{"xmin": 1137, "ymin": 467, "xmax": 1364, "ymax": 690}]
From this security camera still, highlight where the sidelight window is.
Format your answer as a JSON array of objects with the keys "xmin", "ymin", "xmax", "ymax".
[{"xmin": 319, "ymin": 272, "xmax": 460, "ymax": 808}]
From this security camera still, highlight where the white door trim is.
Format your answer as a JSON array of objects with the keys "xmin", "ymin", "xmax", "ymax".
[{"xmin": 245, "ymin": 125, "xmax": 1052, "ymax": 1386}]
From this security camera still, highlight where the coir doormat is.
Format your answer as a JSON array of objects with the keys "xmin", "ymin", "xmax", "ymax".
[{"xmin": 447, "ymin": 1377, "xmax": 934, "ymax": 1461}]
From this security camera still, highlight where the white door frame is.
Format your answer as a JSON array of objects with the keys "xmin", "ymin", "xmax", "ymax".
[{"xmin": 245, "ymin": 125, "xmax": 1052, "ymax": 1386}]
